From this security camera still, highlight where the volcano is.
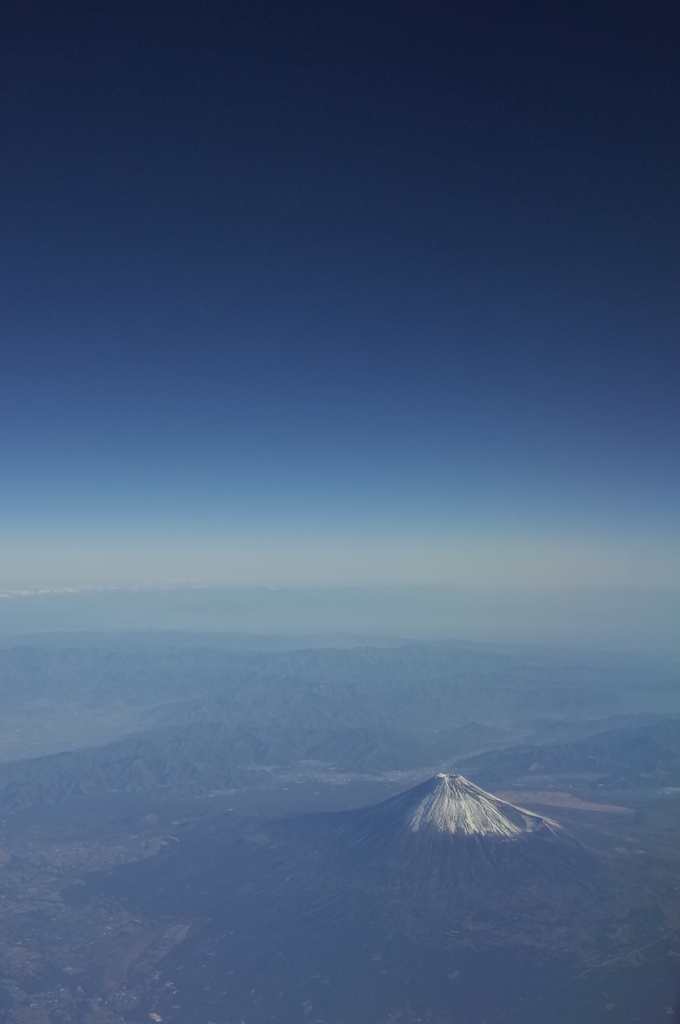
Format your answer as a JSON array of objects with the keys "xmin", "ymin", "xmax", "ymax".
[
  {"xmin": 377, "ymin": 773, "xmax": 558, "ymax": 838},
  {"xmin": 320, "ymin": 774, "xmax": 588, "ymax": 888},
  {"xmin": 339, "ymin": 773, "xmax": 562, "ymax": 841},
  {"xmin": 271, "ymin": 774, "xmax": 603, "ymax": 957}
]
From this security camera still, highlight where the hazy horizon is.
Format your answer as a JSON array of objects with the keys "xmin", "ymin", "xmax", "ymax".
[{"xmin": 1, "ymin": 583, "xmax": 678, "ymax": 656}]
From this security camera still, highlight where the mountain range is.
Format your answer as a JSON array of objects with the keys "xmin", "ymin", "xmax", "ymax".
[{"xmin": 1, "ymin": 715, "xmax": 679, "ymax": 811}]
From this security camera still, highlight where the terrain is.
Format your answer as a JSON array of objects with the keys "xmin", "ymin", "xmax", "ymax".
[{"xmin": 0, "ymin": 635, "xmax": 678, "ymax": 1023}]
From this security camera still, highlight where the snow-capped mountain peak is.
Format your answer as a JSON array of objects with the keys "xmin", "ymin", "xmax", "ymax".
[{"xmin": 403, "ymin": 773, "xmax": 554, "ymax": 838}]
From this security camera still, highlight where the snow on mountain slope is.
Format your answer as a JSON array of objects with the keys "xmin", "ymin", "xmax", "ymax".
[
  {"xmin": 404, "ymin": 773, "xmax": 556, "ymax": 838},
  {"xmin": 313, "ymin": 772, "xmax": 586, "ymax": 886}
]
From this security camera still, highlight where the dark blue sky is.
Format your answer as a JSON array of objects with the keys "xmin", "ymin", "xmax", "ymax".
[{"xmin": 1, "ymin": 0, "xmax": 679, "ymax": 588}]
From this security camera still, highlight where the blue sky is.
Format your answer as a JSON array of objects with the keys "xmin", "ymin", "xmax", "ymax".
[{"xmin": 0, "ymin": 0, "xmax": 679, "ymax": 596}]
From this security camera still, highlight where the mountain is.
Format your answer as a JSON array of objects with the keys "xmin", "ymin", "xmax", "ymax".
[
  {"xmin": 272, "ymin": 774, "xmax": 593, "ymax": 914},
  {"xmin": 0, "ymin": 724, "xmax": 242, "ymax": 808},
  {"xmin": 329, "ymin": 773, "xmax": 580, "ymax": 871},
  {"xmin": 459, "ymin": 717, "xmax": 680, "ymax": 793},
  {"xmin": 356, "ymin": 772, "xmax": 559, "ymax": 838},
  {"xmin": 247, "ymin": 773, "xmax": 601, "ymax": 959},
  {"xmin": 4, "ymin": 707, "xmax": 678, "ymax": 812},
  {"xmin": 2, "ymin": 639, "xmax": 678, "ymax": 768},
  {"xmin": 0, "ymin": 722, "xmax": 489, "ymax": 810}
]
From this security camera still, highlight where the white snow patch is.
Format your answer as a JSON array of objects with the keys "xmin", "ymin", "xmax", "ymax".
[{"xmin": 407, "ymin": 774, "xmax": 547, "ymax": 838}]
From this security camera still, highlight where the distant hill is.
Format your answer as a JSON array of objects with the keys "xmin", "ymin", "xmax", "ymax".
[
  {"xmin": 1, "ymin": 639, "xmax": 678, "ymax": 772},
  {"xmin": 459, "ymin": 717, "xmax": 680, "ymax": 792},
  {"xmin": 0, "ymin": 718, "xmax": 497, "ymax": 809},
  {"xmin": 0, "ymin": 724, "xmax": 239, "ymax": 808},
  {"xmin": 1, "ymin": 712, "xmax": 680, "ymax": 810}
]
